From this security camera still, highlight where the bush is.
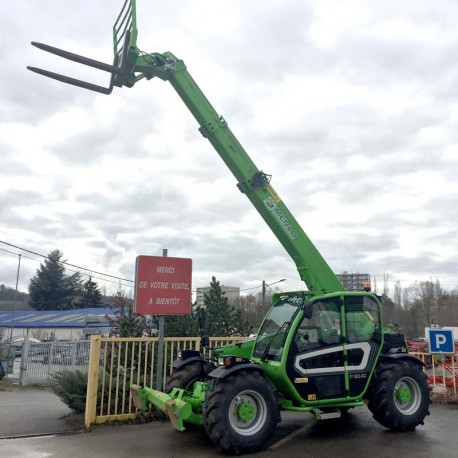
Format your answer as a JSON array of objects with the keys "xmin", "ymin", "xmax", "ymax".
[
  {"xmin": 50, "ymin": 369, "xmax": 138, "ymax": 416},
  {"xmin": 51, "ymin": 370, "xmax": 88, "ymax": 414}
]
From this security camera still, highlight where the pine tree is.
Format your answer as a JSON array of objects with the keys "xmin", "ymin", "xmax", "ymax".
[
  {"xmin": 28, "ymin": 249, "xmax": 82, "ymax": 310},
  {"xmin": 203, "ymin": 276, "xmax": 251, "ymax": 337},
  {"xmin": 81, "ymin": 276, "xmax": 103, "ymax": 308},
  {"xmin": 164, "ymin": 304, "xmax": 200, "ymax": 337},
  {"xmin": 108, "ymin": 286, "xmax": 146, "ymax": 337}
]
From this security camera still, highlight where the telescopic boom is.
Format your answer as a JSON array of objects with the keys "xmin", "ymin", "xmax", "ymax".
[{"xmin": 28, "ymin": 0, "xmax": 344, "ymax": 294}]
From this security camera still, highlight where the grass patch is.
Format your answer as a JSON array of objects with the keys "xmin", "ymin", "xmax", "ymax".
[
  {"xmin": 62, "ymin": 413, "xmax": 87, "ymax": 433},
  {"xmin": 0, "ymin": 379, "xmax": 20, "ymax": 391}
]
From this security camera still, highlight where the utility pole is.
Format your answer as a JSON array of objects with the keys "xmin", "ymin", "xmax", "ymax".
[
  {"xmin": 261, "ymin": 280, "xmax": 266, "ymax": 310},
  {"xmin": 6, "ymin": 253, "xmax": 21, "ymax": 379},
  {"xmin": 261, "ymin": 279, "xmax": 286, "ymax": 323}
]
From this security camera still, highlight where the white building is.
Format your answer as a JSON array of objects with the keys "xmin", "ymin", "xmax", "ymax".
[
  {"xmin": 336, "ymin": 272, "xmax": 371, "ymax": 291},
  {"xmin": 196, "ymin": 285, "xmax": 240, "ymax": 308}
]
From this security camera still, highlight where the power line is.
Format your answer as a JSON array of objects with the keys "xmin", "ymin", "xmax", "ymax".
[
  {"xmin": 1, "ymin": 241, "xmax": 294, "ymax": 293},
  {"xmin": 240, "ymin": 285, "xmax": 262, "ymax": 293},
  {"xmin": 0, "ymin": 246, "xmax": 42, "ymax": 265},
  {"xmin": 0, "ymin": 229, "xmax": 127, "ymax": 273},
  {"xmin": 0, "ymin": 247, "xmax": 133, "ymax": 289},
  {"xmin": 0, "ymin": 240, "xmax": 134, "ymax": 284}
]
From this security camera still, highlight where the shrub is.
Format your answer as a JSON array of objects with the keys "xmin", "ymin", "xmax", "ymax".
[
  {"xmin": 51, "ymin": 370, "xmax": 88, "ymax": 414},
  {"xmin": 50, "ymin": 369, "xmax": 137, "ymax": 416}
]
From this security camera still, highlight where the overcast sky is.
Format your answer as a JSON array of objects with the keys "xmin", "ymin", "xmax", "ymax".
[{"xmin": 1, "ymin": 0, "xmax": 457, "ymax": 299}]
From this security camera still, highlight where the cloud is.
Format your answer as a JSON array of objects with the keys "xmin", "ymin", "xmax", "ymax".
[{"xmin": 1, "ymin": 0, "xmax": 457, "ymax": 297}]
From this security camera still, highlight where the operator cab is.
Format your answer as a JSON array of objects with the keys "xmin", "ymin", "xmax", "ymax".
[{"xmin": 253, "ymin": 292, "xmax": 382, "ymax": 403}]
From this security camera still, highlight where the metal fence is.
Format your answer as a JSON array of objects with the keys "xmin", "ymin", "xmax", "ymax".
[{"xmin": 19, "ymin": 339, "xmax": 91, "ymax": 385}]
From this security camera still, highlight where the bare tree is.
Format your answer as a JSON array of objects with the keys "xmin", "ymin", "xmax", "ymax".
[
  {"xmin": 239, "ymin": 287, "xmax": 280, "ymax": 329},
  {"xmin": 239, "ymin": 293, "xmax": 259, "ymax": 325},
  {"xmin": 398, "ymin": 288, "xmax": 420, "ymax": 338},
  {"xmin": 393, "ymin": 281, "xmax": 403, "ymax": 308},
  {"xmin": 372, "ymin": 276, "xmax": 378, "ymax": 295},
  {"xmin": 382, "ymin": 273, "xmax": 389, "ymax": 297},
  {"xmin": 438, "ymin": 288, "xmax": 458, "ymax": 326},
  {"xmin": 407, "ymin": 279, "xmax": 443, "ymax": 327}
]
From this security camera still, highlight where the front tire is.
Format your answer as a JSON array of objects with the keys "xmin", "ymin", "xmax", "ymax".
[
  {"xmin": 368, "ymin": 360, "xmax": 430, "ymax": 431},
  {"xmin": 165, "ymin": 361, "xmax": 215, "ymax": 393},
  {"xmin": 203, "ymin": 370, "xmax": 279, "ymax": 454}
]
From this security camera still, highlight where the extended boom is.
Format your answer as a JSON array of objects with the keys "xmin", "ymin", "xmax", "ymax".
[{"xmin": 28, "ymin": 0, "xmax": 343, "ymax": 294}]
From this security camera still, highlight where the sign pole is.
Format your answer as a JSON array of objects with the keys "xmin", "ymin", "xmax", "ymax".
[{"xmin": 155, "ymin": 249, "xmax": 167, "ymax": 391}]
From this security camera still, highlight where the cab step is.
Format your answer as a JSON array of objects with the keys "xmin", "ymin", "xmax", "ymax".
[{"xmin": 311, "ymin": 408, "xmax": 342, "ymax": 420}]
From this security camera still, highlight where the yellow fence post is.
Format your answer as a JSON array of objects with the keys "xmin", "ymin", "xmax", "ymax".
[{"xmin": 85, "ymin": 335, "xmax": 102, "ymax": 427}]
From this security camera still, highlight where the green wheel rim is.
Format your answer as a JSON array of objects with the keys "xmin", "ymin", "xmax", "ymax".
[{"xmin": 236, "ymin": 402, "xmax": 255, "ymax": 422}]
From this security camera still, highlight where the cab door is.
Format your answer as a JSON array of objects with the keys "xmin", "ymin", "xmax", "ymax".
[
  {"xmin": 286, "ymin": 295, "xmax": 382, "ymax": 403},
  {"xmin": 286, "ymin": 298, "xmax": 348, "ymax": 402},
  {"xmin": 343, "ymin": 295, "xmax": 381, "ymax": 397}
]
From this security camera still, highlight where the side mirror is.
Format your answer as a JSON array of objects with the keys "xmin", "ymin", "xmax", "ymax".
[
  {"xmin": 303, "ymin": 302, "xmax": 314, "ymax": 320},
  {"xmin": 200, "ymin": 335, "xmax": 210, "ymax": 348},
  {"xmin": 198, "ymin": 309, "xmax": 206, "ymax": 333}
]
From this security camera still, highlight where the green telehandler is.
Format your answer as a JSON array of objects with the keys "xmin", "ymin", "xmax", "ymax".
[{"xmin": 28, "ymin": 0, "xmax": 430, "ymax": 454}]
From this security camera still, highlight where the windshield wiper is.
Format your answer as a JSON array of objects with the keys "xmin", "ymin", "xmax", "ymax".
[{"xmin": 260, "ymin": 321, "xmax": 290, "ymax": 362}]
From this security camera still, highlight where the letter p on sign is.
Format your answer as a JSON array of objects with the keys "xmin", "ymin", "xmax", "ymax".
[
  {"xmin": 436, "ymin": 334, "xmax": 446, "ymax": 347},
  {"xmin": 428, "ymin": 329, "xmax": 454, "ymax": 354}
]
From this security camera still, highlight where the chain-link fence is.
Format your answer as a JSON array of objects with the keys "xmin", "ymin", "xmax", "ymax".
[
  {"xmin": 0, "ymin": 344, "xmax": 15, "ymax": 378},
  {"xmin": 18, "ymin": 338, "xmax": 90, "ymax": 385}
]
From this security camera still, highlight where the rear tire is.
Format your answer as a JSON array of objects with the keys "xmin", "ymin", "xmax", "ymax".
[
  {"xmin": 165, "ymin": 361, "xmax": 215, "ymax": 393},
  {"xmin": 203, "ymin": 370, "xmax": 279, "ymax": 454},
  {"xmin": 368, "ymin": 360, "xmax": 430, "ymax": 431}
]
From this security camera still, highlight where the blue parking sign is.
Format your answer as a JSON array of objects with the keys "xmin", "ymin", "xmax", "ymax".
[{"xmin": 428, "ymin": 329, "xmax": 455, "ymax": 354}]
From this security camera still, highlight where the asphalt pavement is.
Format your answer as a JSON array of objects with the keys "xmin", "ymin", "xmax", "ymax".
[
  {"xmin": 0, "ymin": 385, "xmax": 73, "ymax": 438},
  {"xmin": 0, "ymin": 401, "xmax": 457, "ymax": 458},
  {"xmin": 0, "ymin": 369, "xmax": 457, "ymax": 458},
  {"xmin": 0, "ymin": 358, "xmax": 74, "ymax": 438}
]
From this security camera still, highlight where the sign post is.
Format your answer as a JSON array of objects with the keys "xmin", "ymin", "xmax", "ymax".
[
  {"xmin": 156, "ymin": 249, "xmax": 167, "ymax": 393},
  {"xmin": 134, "ymin": 251, "xmax": 192, "ymax": 391}
]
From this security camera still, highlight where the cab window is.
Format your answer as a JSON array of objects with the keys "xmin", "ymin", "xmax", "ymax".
[
  {"xmin": 345, "ymin": 296, "xmax": 380, "ymax": 343},
  {"xmin": 295, "ymin": 300, "xmax": 341, "ymax": 352}
]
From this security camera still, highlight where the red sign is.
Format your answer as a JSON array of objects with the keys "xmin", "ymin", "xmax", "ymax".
[{"xmin": 134, "ymin": 256, "xmax": 192, "ymax": 315}]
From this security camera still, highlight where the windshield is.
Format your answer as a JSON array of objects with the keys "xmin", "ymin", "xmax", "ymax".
[{"xmin": 252, "ymin": 295, "xmax": 303, "ymax": 360}]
